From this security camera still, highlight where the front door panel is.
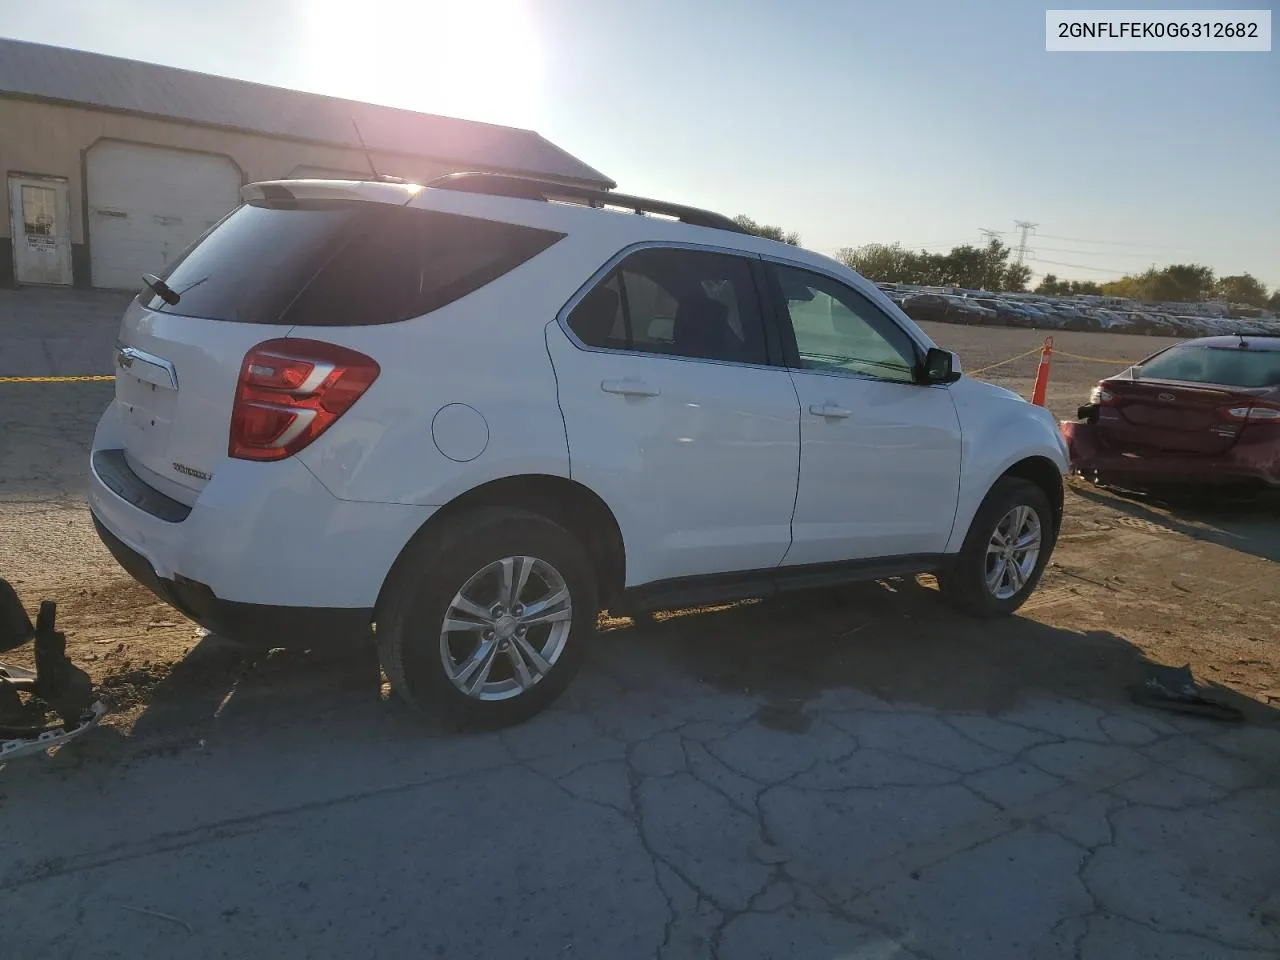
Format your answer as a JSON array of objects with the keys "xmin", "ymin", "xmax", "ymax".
[
  {"xmin": 766, "ymin": 261, "xmax": 962, "ymax": 565},
  {"xmin": 786, "ymin": 374, "xmax": 962, "ymax": 563}
]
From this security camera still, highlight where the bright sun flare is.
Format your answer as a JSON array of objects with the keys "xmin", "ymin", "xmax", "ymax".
[{"xmin": 302, "ymin": 0, "xmax": 543, "ymax": 128}]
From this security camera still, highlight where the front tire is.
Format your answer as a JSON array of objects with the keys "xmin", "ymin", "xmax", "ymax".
[
  {"xmin": 376, "ymin": 508, "xmax": 597, "ymax": 728},
  {"xmin": 938, "ymin": 477, "xmax": 1055, "ymax": 617}
]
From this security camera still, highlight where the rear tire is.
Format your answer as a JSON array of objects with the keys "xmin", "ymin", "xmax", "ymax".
[
  {"xmin": 375, "ymin": 508, "xmax": 597, "ymax": 728},
  {"xmin": 938, "ymin": 477, "xmax": 1055, "ymax": 618}
]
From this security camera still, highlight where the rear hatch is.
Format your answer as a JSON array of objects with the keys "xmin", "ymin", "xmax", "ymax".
[{"xmin": 111, "ymin": 181, "xmax": 419, "ymax": 504}]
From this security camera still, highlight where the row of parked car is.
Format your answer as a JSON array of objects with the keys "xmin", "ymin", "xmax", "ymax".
[{"xmin": 886, "ymin": 285, "xmax": 1280, "ymax": 338}]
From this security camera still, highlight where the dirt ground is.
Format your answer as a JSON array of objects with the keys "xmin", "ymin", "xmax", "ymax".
[{"xmin": 1, "ymin": 323, "xmax": 1277, "ymax": 743}]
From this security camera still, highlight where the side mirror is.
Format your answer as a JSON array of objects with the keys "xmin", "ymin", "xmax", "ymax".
[{"xmin": 922, "ymin": 348, "xmax": 962, "ymax": 385}]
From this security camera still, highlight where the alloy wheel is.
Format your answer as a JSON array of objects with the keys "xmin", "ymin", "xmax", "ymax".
[
  {"xmin": 984, "ymin": 505, "xmax": 1042, "ymax": 600},
  {"xmin": 439, "ymin": 556, "xmax": 573, "ymax": 701}
]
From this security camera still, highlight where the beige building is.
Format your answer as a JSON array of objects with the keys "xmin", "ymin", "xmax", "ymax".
[{"xmin": 0, "ymin": 38, "xmax": 612, "ymax": 290}]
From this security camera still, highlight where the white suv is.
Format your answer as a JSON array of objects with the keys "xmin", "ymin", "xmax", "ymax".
[{"xmin": 90, "ymin": 174, "xmax": 1068, "ymax": 725}]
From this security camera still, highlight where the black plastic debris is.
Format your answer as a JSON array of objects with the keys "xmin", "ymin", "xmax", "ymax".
[
  {"xmin": 0, "ymin": 577, "xmax": 34, "ymax": 653},
  {"xmin": 1, "ymin": 578, "xmax": 106, "ymax": 759},
  {"xmin": 1127, "ymin": 663, "xmax": 1244, "ymax": 723}
]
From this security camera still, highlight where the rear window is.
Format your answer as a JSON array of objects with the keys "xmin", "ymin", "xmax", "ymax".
[
  {"xmin": 145, "ymin": 201, "xmax": 564, "ymax": 325},
  {"xmin": 1137, "ymin": 345, "xmax": 1280, "ymax": 388}
]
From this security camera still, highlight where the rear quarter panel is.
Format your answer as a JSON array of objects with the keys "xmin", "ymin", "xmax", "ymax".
[
  {"xmin": 944, "ymin": 377, "xmax": 1069, "ymax": 553},
  {"xmin": 293, "ymin": 233, "xmax": 616, "ymax": 505}
]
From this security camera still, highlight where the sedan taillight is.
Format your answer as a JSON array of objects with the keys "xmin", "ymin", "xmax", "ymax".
[
  {"xmin": 1089, "ymin": 385, "xmax": 1115, "ymax": 405},
  {"xmin": 230, "ymin": 339, "xmax": 380, "ymax": 461},
  {"xmin": 1220, "ymin": 405, "xmax": 1280, "ymax": 423}
]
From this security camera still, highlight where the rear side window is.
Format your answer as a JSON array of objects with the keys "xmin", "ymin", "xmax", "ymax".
[
  {"xmin": 568, "ymin": 247, "xmax": 767, "ymax": 365},
  {"xmin": 285, "ymin": 206, "xmax": 563, "ymax": 326},
  {"xmin": 146, "ymin": 201, "xmax": 564, "ymax": 326},
  {"xmin": 1137, "ymin": 346, "xmax": 1280, "ymax": 388}
]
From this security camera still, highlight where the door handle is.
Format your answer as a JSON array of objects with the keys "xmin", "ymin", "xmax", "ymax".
[
  {"xmin": 601, "ymin": 379, "xmax": 661, "ymax": 397},
  {"xmin": 809, "ymin": 402, "xmax": 851, "ymax": 419}
]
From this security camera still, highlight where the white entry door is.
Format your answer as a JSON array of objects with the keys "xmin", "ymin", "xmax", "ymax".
[
  {"xmin": 87, "ymin": 141, "xmax": 241, "ymax": 290},
  {"xmin": 8, "ymin": 175, "xmax": 73, "ymax": 286}
]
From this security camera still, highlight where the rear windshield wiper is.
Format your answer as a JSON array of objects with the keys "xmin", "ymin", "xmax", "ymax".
[
  {"xmin": 142, "ymin": 274, "xmax": 181, "ymax": 306},
  {"xmin": 141, "ymin": 274, "xmax": 208, "ymax": 307}
]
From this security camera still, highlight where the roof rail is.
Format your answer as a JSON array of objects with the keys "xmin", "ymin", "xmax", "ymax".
[{"xmin": 426, "ymin": 172, "xmax": 746, "ymax": 234}]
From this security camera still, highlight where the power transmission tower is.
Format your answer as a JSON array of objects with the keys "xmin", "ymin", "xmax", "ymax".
[
  {"xmin": 1012, "ymin": 221, "xmax": 1038, "ymax": 265},
  {"xmin": 978, "ymin": 228, "xmax": 1002, "ymax": 246}
]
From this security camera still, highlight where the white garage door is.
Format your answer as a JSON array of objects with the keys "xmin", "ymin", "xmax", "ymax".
[{"xmin": 87, "ymin": 142, "xmax": 242, "ymax": 290}]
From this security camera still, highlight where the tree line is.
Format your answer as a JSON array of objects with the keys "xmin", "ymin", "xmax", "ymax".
[
  {"xmin": 833, "ymin": 240, "xmax": 1032, "ymax": 294},
  {"xmin": 1088, "ymin": 265, "xmax": 1276, "ymax": 309},
  {"xmin": 733, "ymin": 216, "xmax": 1278, "ymax": 310}
]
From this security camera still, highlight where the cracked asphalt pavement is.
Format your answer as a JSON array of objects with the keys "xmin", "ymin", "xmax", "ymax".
[
  {"xmin": 2, "ymin": 290, "xmax": 1279, "ymax": 959},
  {"xmin": 3, "ymin": 642, "xmax": 1279, "ymax": 959}
]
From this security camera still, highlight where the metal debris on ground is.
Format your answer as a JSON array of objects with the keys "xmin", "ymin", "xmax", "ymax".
[
  {"xmin": 1, "ymin": 577, "xmax": 107, "ymax": 760},
  {"xmin": 1127, "ymin": 662, "xmax": 1244, "ymax": 722}
]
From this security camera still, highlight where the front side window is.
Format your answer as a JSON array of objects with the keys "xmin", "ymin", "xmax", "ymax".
[
  {"xmin": 773, "ymin": 264, "xmax": 919, "ymax": 384},
  {"xmin": 568, "ymin": 247, "xmax": 767, "ymax": 365}
]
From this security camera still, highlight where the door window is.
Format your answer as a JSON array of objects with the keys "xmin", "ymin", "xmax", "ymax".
[
  {"xmin": 773, "ymin": 264, "xmax": 919, "ymax": 384},
  {"xmin": 568, "ymin": 247, "xmax": 767, "ymax": 365},
  {"xmin": 21, "ymin": 185, "xmax": 57, "ymax": 238}
]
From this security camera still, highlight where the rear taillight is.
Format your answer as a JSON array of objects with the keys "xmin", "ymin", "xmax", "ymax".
[
  {"xmin": 1220, "ymin": 405, "xmax": 1280, "ymax": 423},
  {"xmin": 230, "ymin": 339, "xmax": 380, "ymax": 461},
  {"xmin": 1089, "ymin": 385, "xmax": 1115, "ymax": 405}
]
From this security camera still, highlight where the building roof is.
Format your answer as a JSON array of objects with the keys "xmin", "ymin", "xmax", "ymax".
[{"xmin": 0, "ymin": 37, "xmax": 614, "ymax": 189}]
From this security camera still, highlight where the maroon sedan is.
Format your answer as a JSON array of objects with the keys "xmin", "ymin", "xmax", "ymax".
[{"xmin": 1062, "ymin": 335, "xmax": 1280, "ymax": 490}]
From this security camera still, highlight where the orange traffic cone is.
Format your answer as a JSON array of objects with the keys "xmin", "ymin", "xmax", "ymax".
[{"xmin": 1031, "ymin": 336, "xmax": 1053, "ymax": 406}]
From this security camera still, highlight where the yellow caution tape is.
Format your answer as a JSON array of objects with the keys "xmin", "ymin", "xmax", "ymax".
[
  {"xmin": 0, "ymin": 375, "xmax": 116, "ymax": 383},
  {"xmin": 1052, "ymin": 350, "xmax": 1136, "ymax": 365},
  {"xmin": 968, "ymin": 346, "xmax": 1136, "ymax": 379},
  {"xmin": 966, "ymin": 347, "xmax": 1043, "ymax": 377}
]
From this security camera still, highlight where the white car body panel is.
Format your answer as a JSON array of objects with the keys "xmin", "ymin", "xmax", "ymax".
[
  {"xmin": 545, "ymin": 320, "xmax": 800, "ymax": 587},
  {"xmin": 943, "ymin": 377, "xmax": 1070, "ymax": 553},
  {"xmin": 89, "ymin": 402, "xmax": 433, "ymax": 608},
  {"xmin": 292, "ymin": 244, "xmax": 584, "ymax": 505},
  {"xmin": 783, "ymin": 374, "xmax": 963, "ymax": 565},
  {"xmin": 112, "ymin": 299, "xmax": 294, "ymax": 506}
]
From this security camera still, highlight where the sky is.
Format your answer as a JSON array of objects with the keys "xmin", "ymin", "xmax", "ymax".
[{"xmin": 1, "ymin": 0, "xmax": 1276, "ymax": 288}]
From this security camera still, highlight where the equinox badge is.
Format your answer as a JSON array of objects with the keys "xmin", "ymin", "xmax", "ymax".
[{"xmin": 172, "ymin": 462, "xmax": 212, "ymax": 482}]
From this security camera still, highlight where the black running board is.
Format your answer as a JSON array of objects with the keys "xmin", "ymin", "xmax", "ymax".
[{"xmin": 613, "ymin": 553, "xmax": 947, "ymax": 616}]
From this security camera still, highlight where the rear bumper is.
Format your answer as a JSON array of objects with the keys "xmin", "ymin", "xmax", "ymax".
[
  {"xmin": 91, "ymin": 513, "xmax": 372, "ymax": 646},
  {"xmin": 1061, "ymin": 420, "xmax": 1280, "ymax": 487},
  {"xmin": 88, "ymin": 402, "xmax": 435, "ymax": 625}
]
